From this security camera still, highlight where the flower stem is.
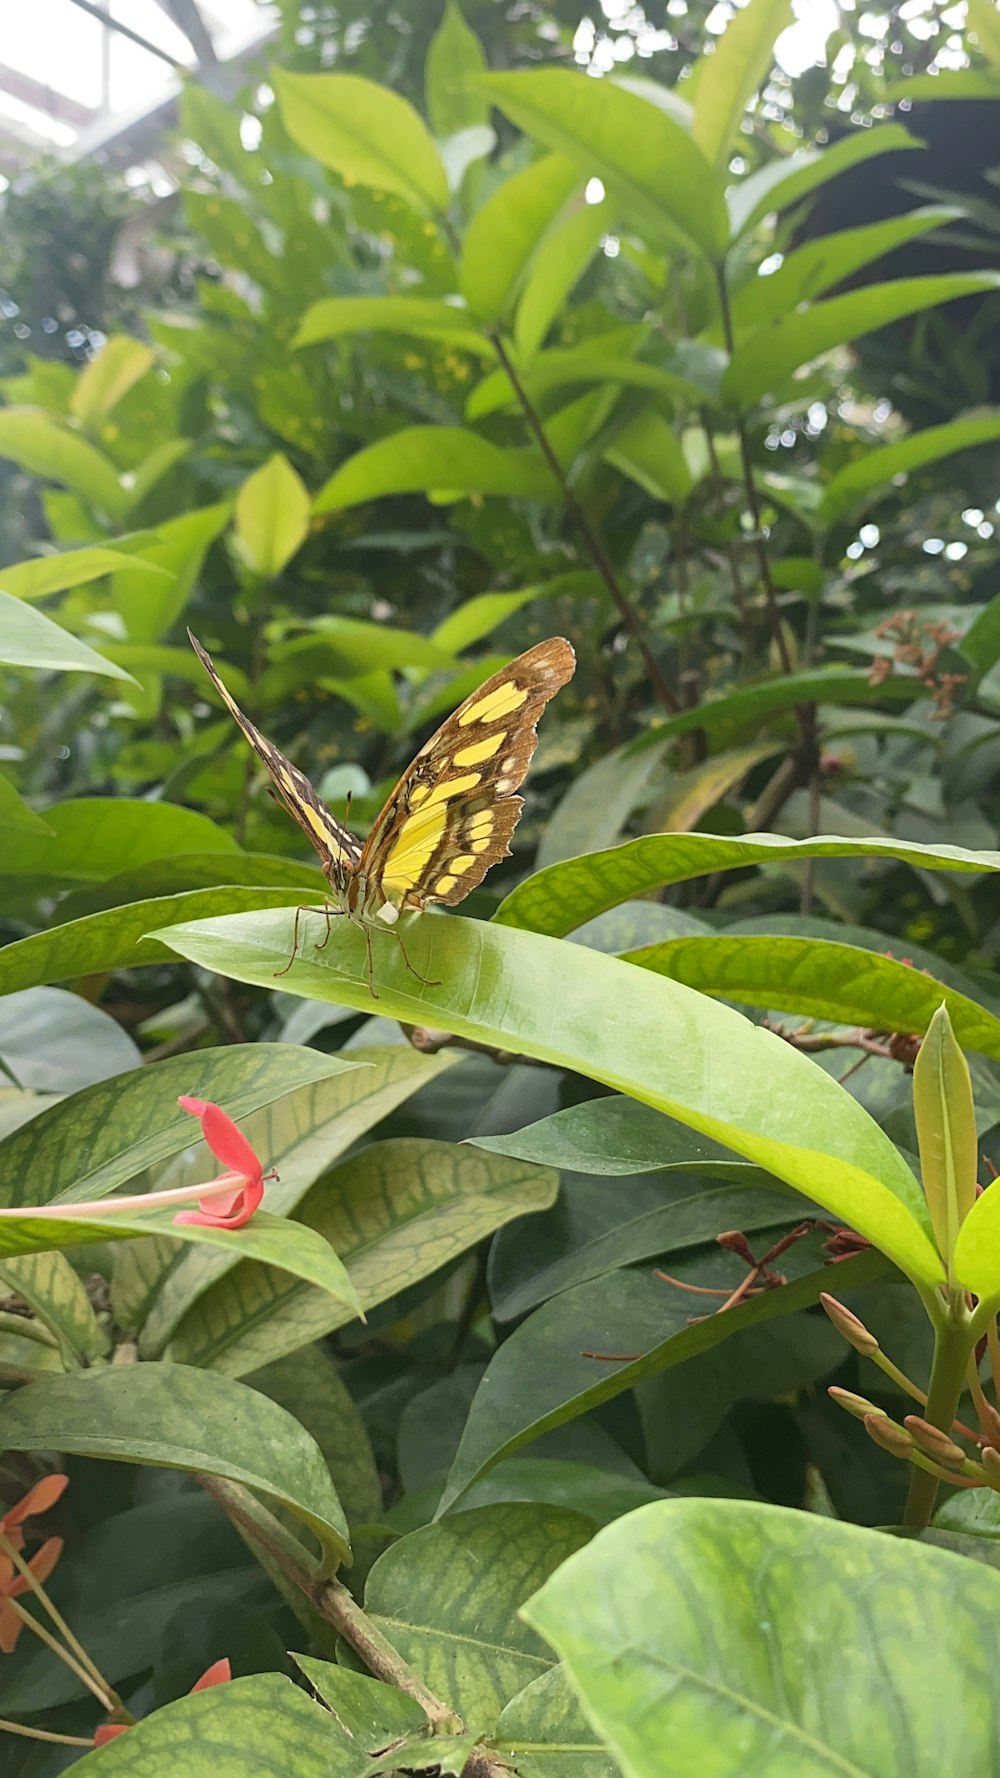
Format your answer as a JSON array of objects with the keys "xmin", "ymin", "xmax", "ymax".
[
  {"xmin": 0, "ymin": 1535, "xmax": 119, "ymax": 1707},
  {"xmin": 0, "ymin": 1716, "xmax": 94, "ymax": 1747},
  {"xmin": 902, "ymin": 1301, "xmax": 974, "ymax": 1528},
  {"xmin": 7, "ymin": 1606, "xmax": 114, "ymax": 1711}
]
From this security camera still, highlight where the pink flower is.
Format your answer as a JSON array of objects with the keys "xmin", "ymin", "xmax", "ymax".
[
  {"xmin": 172, "ymin": 1098, "xmax": 266, "ymax": 1230},
  {"xmin": 93, "ymin": 1659, "xmax": 232, "ymax": 1743},
  {"xmin": 0, "ymin": 1474, "xmax": 68, "ymax": 1554}
]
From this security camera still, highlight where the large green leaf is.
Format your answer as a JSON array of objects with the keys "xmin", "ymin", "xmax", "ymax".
[
  {"xmin": 154, "ymin": 909, "xmax": 940, "ymax": 1287},
  {"xmin": 0, "ymin": 544, "xmax": 170, "ymax": 603},
  {"xmin": 626, "ymin": 933, "xmax": 1000, "ymax": 1062},
  {"xmin": 313, "ymin": 427, "xmax": 555, "ymax": 514},
  {"xmin": 0, "ymin": 796, "xmax": 237, "ymax": 887},
  {"xmin": 605, "ymin": 409, "xmax": 693, "ymax": 506},
  {"xmin": 158, "ymin": 1137, "xmax": 559, "ymax": 1374},
  {"xmin": 69, "ymin": 336, "xmax": 155, "ymax": 428},
  {"xmin": 725, "ymin": 274, "xmax": 1000, "ymax": 406},
  {"xmin": 0, "ymin": 588, "xmax": 135, "ymax": 681},
  {"xmin": 0, "ymin": 886, "xmax": 316, "ymax": 995},
  {"xmin": 467, "ymin": 346, "xmax": 710, "ymax": 421},
  {"xmin": 0, "ymin": 1043, "xmax": 353, "ymax": 1208},
  {"xmin": 233, "ymin": 453, "xmax": 311, "ymax": 578},
  {"xmin": 820, "ymin": 411, "xmax": 1000, "ymax": 527},
  {"xmin": 472, "ymin": 1095, "xmax": 758, "ymax": 1178},
  {"xmin": 515, "ymin": 195, "xmax": 613, "ymax": 360},
  {"xmin": 83, "ymin": 1675, "xmax": 354, "ymax": 1775},
  {"xmin": 250, "ymin": 1345, "xmax": 382, "ymax": 1539},
  {"xmin": 362, "ymin": 1504, "xmax": 593, "ymax": 1722},
  {"xmin": 727, "ymin": 122, "xmax": 921, "ymax": 238},
  {"xmin": 495, "ymin": 1664, "xmax": 618, "ymax": 1778},
  {"xmin": 477, "ymin": 70, "xmax": 728, "ymax": 259},
  {"xmin": 495, "ymin": 830, "xmax": 1000, "ymax": 938},
  {"xmin": 295, "ymin": 295, "xmax": 489, "ymax": 353},
  {"xmin": 691, "ymin": 0, "xmax": 793, "ymax": 168},
  {"xmin": 0, "ymin": 775, "xmax": 50, "ymax": 836},
  {"xmin": 522, "ymin": 1498, "xmax": 1000, "ymax": 1778},
  {"xmin": 460, "ymin": 154, "xmax": 582, "ymax": 324},
  {"xmin": 622, "ymin": 667, "xmax": 929, "ymax": 756},
  {"xmin": 439, "ymin": 1249, "xmax": 884, "ymax": 1509},
  {"xmin": 425, "ymin": 0, "xmax": 489, "ymax": 136},
  {"xmin": 110, "ymin": 504, "xmax": 229, "ymax": 644},
  {"xmin": 0, "ymin": 407, "xmax": 126, "ymax": 518},
  {"xmin": 0, "ymin": 1250, "xmax": 107, "ymax": 1366},
  {"xmin": 274, "ymin": 69, "xmax": 449, "ymax": 213},
  {"xmin": 0, "ymin": 1362, "xmax": 350, "ymax": 1564}
]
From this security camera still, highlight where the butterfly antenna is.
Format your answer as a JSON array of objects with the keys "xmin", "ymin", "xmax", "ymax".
[{"xmin": 344, "ymin": 789, "xmax": 353, "ymax": 825}]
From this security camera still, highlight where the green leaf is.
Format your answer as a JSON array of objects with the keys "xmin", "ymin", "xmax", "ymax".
[
  {"xmin": 0, "ymin": 985, "xmax": 140, "ymax": 1093},
  {"xmin": 515, "ymin": 194, "xmax": 613, "ymax": 359},
  {"xmin": 969, "ymin": 0, "xmax": 1000, "ymax": 64},
  {"xmin": 260, "ymin": 617, "xmax": 452, "ymax": 686},
  {"xmin": 820, "ymin": 410, "xmax": 1000, "ymax": 527},
  {"xmin": 477, "ymin": 71, "xmax": 728, "ymax": 259},
  {"xmin": 292, "ymin": 1658, "xmax": 426, "ymax": 1741},
  {"xmin": 295, "ymin": 294, "xmax": 488, "ymax": 353},
  {"xmin": 460, "ymin": 154, "xmax": 582, "ymax": 324},
  {"xmin": 233, "ymin": 453, "xmax": 311, "ymax": 578},
  {"xmin": 691, "ymin": 0, "xmax": 793, "ymax": 168},
  {"xmin": 731, "ymin": 207, "xmax": 961, "ymax": 338},
  {"xmin": 727, "ymin": 122, "xmax": 921, "ymax": 238},
  {"xmin": 249, "ymin": 1345, "xmax": 382, "ymax": 1536},
  {"xmin": 122, "ymin": 437, "xmax": 192, "ymax": 513},
  {"xmin": 537, "ymin": 742, "xmax": 669, "ymax": 869},
  {"xmin": 83, "ymin": 1674, "xmax": 351, "ymax": 1774},
  {"xmin": 363, "ymin": 1504, "xmax": 593, "ymax": 1720},
  {"xmin": 0, "ymin": 1043, "xmax": 354, "ymax": 1208},
  {"xmin": 0, "ymin": 887, "xmax": 318, "ymax": 995},
  {"xmin": 495, "ymin": 830, "xmax": 1000, "ymax": 939},
  {"xmin": 160, "ymin": 1137, "xmax": 558, "ymax": 1375},
  {"xmin": 0, "ymin": 1251, "xmax": 107, "ymax": 1366},
  {"xmin": 154, "ymin": 910, "xmax": 940, "ymax": 1289},
  {"xmin": 467, "ymin": 345, "xmax": 709, "ymax": 421},
  {"xmin": 431, "ymin": 580, "xmax": 596, "ymax": 655},
  {"xmin": 439, "ymin": 1250, "xmax": 884, "ymax": 1509},
  {"xmin": 910, "ymin": 1003, "xmax": 977, "ymax": 1274},
  {"xmin": 274, "ymin": 68, "xmax": 449, "ymax": 214},
  {"xmin": 313, "ymin": 427, "xmax": 555, "ymax": 513},
  {"xmin": 961, "ymin": 590, "xmax": 1000, "ymax": 683},
  {"xmin": 622, "ymin": 666, "xmax": 930, "ymax": 757},
  {"xmin": 604, "ymin": 409, "xmax": 693, "ymax": 506},
  {"xmin": 425, "ymin": 0, "xmax": 489, "ymax": 137},
  {"xmin": 1, "ymin": 1363, "xmax": 350, "ymax": 1564},
  {"xmin": 0, "ymin": 407, "xmax": 126, "ymax": 518},
  {"xmin": 626, "ymin": 933, "xmax": 1000, "ymax": 1063},
  {"xmin": 0, "ymin": 588, "xmax": 136, "ymax": 681},
  {"xmin": 0, "ymin": 544, "xmax": 170, "ymax": 603},
  {"xmin": 110, "ymin": 504, "xmax": 230, "ymax": 644},
  {"xmin": 472, "ymin": 1095, "xmax": 767, "ymax": 1179},
  {"xmin": 496, "ymin": 1663, "xmax": 617, "ymax": 1778},
  {"xmin": 0, "ymin": 775, "xmax": 51, "ymax": 836},
  {"xmin": 725, "ymin": 274, "xmax": 1000, "ymax": 407},
  {"xmin": 0, "ymin": 796, "xmax": 237, "ymax": 888},
  {"xmin": 69, "ymin": 336, "xmax": 155, "ymax": 429},
  {"xmin": 522, "ymin": 1498, "xmax": 1000, "ymax": 1778}
]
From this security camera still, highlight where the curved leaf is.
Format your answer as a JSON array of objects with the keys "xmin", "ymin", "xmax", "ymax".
[
  {"xmin": 154, "ymin": 909, "xmax": 940, "ymax": 1287},
  {"xmin": 295, "ymin": 295, "xmax": 488, "ymax": 353},
  {"xmin": 495, "ymin": 830, "xmax": 1000, "ymax": 939},
  {"xmin": 0, "ymin": 545, "xmax": 169, "ymax": 604},
  {"xmin": 820, "ymin": 411, "xmax": 1000, "ymax": 527},
  {"xmin": 274, "ymin": 69, "xmax": 449, "ymax": 214},
  {"xmin": 0, "ymin": 797, "xmax": 238, "ymax": 889},
  {"xmin": 0, "ymin": 408, "xmax": 125, "ymax": 517},
  {"xmin": 426, "ymin": 0, "xmax": 489, "ymax": 136},
  {"xmin": 691, "ymin": 0, "xmax": 793, "ymax": 168},
  {"xmin": 83, "ymin": 1674, "xmax": 352, "ymax": 1774},
  {"xmin": 70, "ymin": 337, "xmax": 154, "ymax": 428},
  {"xmin": 622, "ymin": 667, "xmax": 930, "ymax": 756},
  {"xmin": 0, "ymin": 1364, "xmax": 350, "ymax": 1563},
  {"xmin": 0, "ymin": 589, "xmax": 135, "ymax": 681},
  {"xmin": 460, "ymin": 154, "xmax": 582, "ymax": 324},
  {"xmin": 233, "ymin": 454, "xmax": 311, "ymax": 578},
  {"xmin": 314, "ymin": 427, "xmax": 555, "ymax": 514},
  {"xmin": 727, "ymin": 123, "xmax": 921, "ymax": 239}
]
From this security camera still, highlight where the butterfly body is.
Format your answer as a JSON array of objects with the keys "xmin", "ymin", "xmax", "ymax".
[{"xmin": 188, "ymin": 629, "xmax": 575, "ymax": 992}]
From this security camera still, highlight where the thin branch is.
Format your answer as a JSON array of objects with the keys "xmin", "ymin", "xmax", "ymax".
[{"xmin": 490, "ymin": 332, "xmax": 682, "ymax": 717}]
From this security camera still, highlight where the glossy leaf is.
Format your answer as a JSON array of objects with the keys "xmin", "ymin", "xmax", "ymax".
[
  {"xmin": 626, "ymin": 933, "xmax": 1000, "ymax": 1062},
  {"xmin": 295, "ymin": 294, "xmax": 488, "ymax": 353},
  {"xmin": 725, "ymin": 275, "xmax": 1000, "ymax": 407},
  {"xmin": 536, "ymin": 742, "xmax": 669, "ymax": 869},
  {"xmin": 691, "ymin": 0, "xmax": 793, "ymax": 167},
  {"xmin": 439, "ymin": 1250, "xmax": 884, "ymax": 1509},
  {"xmin": 495, "ymin": 830, "xmax": 1000, "ymax": 938},
  {"xmin": 0, "ymin": 588, "xmax": 135, "ymax": 680},
  {"xmin": 605, "ymin": 409, "xmax": 692, "ymax": 506},
  {"xmin": 473, "ymin": 1095, "xmax": 762, "ymax": 1179},
  {"xmin": 0, "ymin": 796, "xmax": 237, "ymax": 888},
  {"xmin": 820, "ymin": 410, "xmax": 1000, "ymax": 527},
  {"xmin": 622, "ymin": 666, "xmax": 929, "ymax": 756},
  {"xmin": 911, "ymin": 1003, "xmax": 976, "ymax": 1273},
  {"xmin": 314, "ymin": 427, "xmax": 555, "ymax": 514},
  {"xmin": 1, "ymin": 1363, "xmax": 350, "ymax": 1563},
  {"xmin": 431, "ymin": 580, "xmax": 597, "ymax": 655},
  {"xmin": 0, "ymin": 1251, "xmax": 107, "ymax": 1366},
  {"xmin": 477, "ymin": 70, "xmax": 728, "ymax": 258},
  {"xmin": 523, "ymin": 1498, "xmax": 1000, "ymax": 1778},
  {"xmin": 233, "ymin": 453, "xmax": 311, "ymax": 578},
  {"xmin": 426, "ymin": 2, "xmax": 489, "ymax": 137},
  {"xmin": 0, "ymin": 1043, "xmax": 353, "ymax": 1208},
  {"xmin": 363, "ymin": 1504, "xmax": 593, "ymax": 1720},
  {"xmin": 0, "ymin": 985, "xmax": 140, "ymax": 1092},
  {"xmin": 515, "ymin": 194, "xmax": 613, "ymax": 359},
  {"xmin": 727, "ymin": 122, "xmax": 921, "ymax": 238},
  {"xmin": 0, "ymin": 544, "xmax": 169, "ymax": 603},
  {"xmin": 83, "ymin": 1674, "xmax": 352, "ymax": 1774},
  {"xmin": 274, "ymin": 69, "xmax": 449, "ymax": 213},
  {"xmin": 495, "ymin": 1663, "xmax": 616, "ymax": 1778},
  {"xmin": 154, "ymin": 909, "xmax": 940, "ymax": 1288},
  {"xmin": 467, "ymin": 340, "xmax": 709, "ymax": 421},
  {"xmin": 460, "ymin": 154, "xmax": 582, "ymax": 324},
  {"xmin": 160, "ymin": 1137, "xmax": 558, "ymax": 1374},
  {"xmin": 249, "ymin": 1345, "xmax": 382, "ymax": 1537},
  {"xmin": 69, "ymin": 336, "xmax": 155, "ymax": 428},
  {"xmin": 110, "ymin": 503, "xmax": 229, "ymax": 643},
  {"xmin": 0, "ymin": 407, "xmax": 126, "ymax": 518}
]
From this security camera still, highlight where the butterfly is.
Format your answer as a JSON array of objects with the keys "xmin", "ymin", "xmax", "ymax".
[{"xmin": 188, "ymin": 629, "xmax": 575, "ymax": 994}]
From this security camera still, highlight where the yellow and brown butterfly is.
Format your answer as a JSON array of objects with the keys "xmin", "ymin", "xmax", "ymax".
[{"xmin": 188, "ymin": 629, "xmax": 575, "ymax": 994}]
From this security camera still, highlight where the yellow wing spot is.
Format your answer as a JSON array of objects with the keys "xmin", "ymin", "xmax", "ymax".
[
  {"xmin": 435, "ymin": 874, "xmax": 457, "ymax": 895},
  {"xmin": 301, "ymin": 803, "xmax": 333, "ymax": 843},
  {"xmin": 453, "ymin": 733, "xmax": 505, "ymax": 766},
  {"xmin": 470, "ymin": 837, "xmax": 491, "ymax": 853},
  {"xmin": 423, "ymin": 772, "xmax": 481, "ymax": 810},
  {"xmin": 449, "ymin": 854, "xmax": 476, "ymax": 873},
  {"xmin": 409, "ymin": 783, "xmax": 431, "ymax": 807},
  {"xmin": 458, "ymin": 682, "xmax": 529, "ymax": 726}
]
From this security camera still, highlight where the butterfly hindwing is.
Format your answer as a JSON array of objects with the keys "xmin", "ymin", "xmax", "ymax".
[
  {"xmin": 360, "ymin": 637, "xmax": 576, "ymax": 913},
  {"xmin": 187, "ymin": 631, "xmax": 362, "ymax": 878}
]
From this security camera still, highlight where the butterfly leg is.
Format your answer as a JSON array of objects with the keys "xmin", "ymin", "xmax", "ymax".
[
  {"xmin": 392, "ymin": 919, "xmax": 441, "ymax": 989},
  {"xmin": 364, "ymin": 925, "xmax": 377, "ymax": 999},
  {"xmin": 273, "ymin": 903, "xmax": 341, "ymax": 977}
]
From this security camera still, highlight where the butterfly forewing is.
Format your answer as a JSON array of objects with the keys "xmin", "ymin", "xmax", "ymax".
[
  {"xmin": 359, "ymin": 637, "xmax": 576, "ymax": 914},
  {"xmin": 187, "ymin": 630, "xmax": 362, "ymax": 880}
]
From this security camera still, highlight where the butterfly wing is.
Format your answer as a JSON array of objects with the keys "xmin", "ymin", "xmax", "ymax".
[
  {"xmin": 359, "ymin": 637, "xmax": 575, "ymax": 913},
  {"xmin": 188, "ymin": 630, "xmax": 362, "ymax": 882}
]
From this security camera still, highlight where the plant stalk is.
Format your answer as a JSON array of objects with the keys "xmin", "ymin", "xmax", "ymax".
[{"xmin": 902, "ymin": 1300, "xmax": 973, "ymax": 1528}]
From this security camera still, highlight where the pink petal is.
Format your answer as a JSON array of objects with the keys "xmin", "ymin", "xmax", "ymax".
[
  {"xmin": 174, "ymin": 1174, "xmax": 263, "ymax": 1231},
  {"xmin": 0, "ymin": 1472, "xmax": 68, "ymax": 1532},
  {"xmin": 192, "ymin": 1658, "xmax": 232, "ymax": 1691},
  {"xmin": 94, "ymin": 1725, "xmax": 129, "ymax": 1744},
  {"xmin": 178, "ymin": 1098, "xmax": 262, "ymax": 1184}
]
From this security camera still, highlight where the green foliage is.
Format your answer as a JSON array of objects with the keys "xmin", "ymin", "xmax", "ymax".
[{"xmin": 4, "ymin": 0, "xmax": 1000, "ymax": 1766}]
